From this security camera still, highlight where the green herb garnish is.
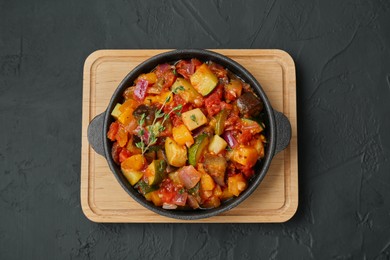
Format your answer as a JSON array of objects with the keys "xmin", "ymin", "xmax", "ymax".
[
  {"xmin": 136, "ymin": 86, "xmax": 184, "ymax": 155},
  {"xmin": 190, "ymin": 114, "xmax": 198, "ymax": 124}
]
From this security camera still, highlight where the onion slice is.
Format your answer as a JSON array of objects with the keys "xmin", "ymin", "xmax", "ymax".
[
  {"xmin": 178, "ymin": 165, "xmax": 201, "ymax": 189},
  {"xmin": 222, "ymin": 131, "xmax": 238, "ymax": 148},
  {"xmin": 134, "ymin": 79, "xmax": 148, "ymax": 102}
]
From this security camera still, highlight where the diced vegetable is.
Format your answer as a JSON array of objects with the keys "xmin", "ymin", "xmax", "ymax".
[
  {"xmin": 111, "ymin": 103, "xmax": 122, "ymax": 119},
  {"xmin": 133, "ymin": 104, "xmax": 156, "ymax": 126},
  {"xmin": 118, "ymin": 148, "xmax": 131, "ymax": 163},
  {"xmin": 224, "ymin": 79, "xmax": 242, "ymax": 101},
  {"xmin": 145, "ymin": 190, "xmax": 163, "ymax": 206},
  {"xmin": 171, "ymin": 78, "xmax": 202, "ymax": 104},
  {"xmin": 144, "ymin": 150, "xmax": 156, "ymax": 164},
  {"xmin": 214, "ymin": 109, "xmax": 228, "ymax": 135},
  {"xmin": 143, "ymin": 91, "xmax": 173, "ymax": 106},
  {"xmin": 116, "ymin": 127, "xmax": 128, "ymax": 147},
  {"xmin": 187, "ymin": 182, "xmax": 200, "ymax": 196},
  {"xmin": 168, "ymin": 171, "xmax": 182, "ymax": 185},
  {"xmin": 236, "ymin": 92, "xmax": 263, "ymax": 116},
  {"xmin": 172, "ymin": 192, "xmax": 188, "ymax": 206},
  {"xmin": 107, "ymin": 122, "xmax": 119, "ymax": 141},
  {"xmin": 188, "ymin": 134, "xmax": 209, "ymax": 166},
  {"xmin": 120, "ymin": 99, "xmax": 139, "ymax": 113},
  {"xmin": 208, "ymin": 135, "xmax": 228, "ymax": 154},
  {"xmin": 231, "ymin": 145, "xmax": 258, "ymax": 168},
  {"xmin": 203, "ymin": 154, "xmax": 227, "ymax": 186},
  {"xmin": 200, "ymin": 189, "xmax": 213, "ymax": 200},
  {"xmin": 118, "ymin": 107, "xmax": 134, "ymax": 125},
  {"xmin": 175, "ymin": 59, "xmax": 202, "ymax": 79},
  {"xmin": 220, "ymin": 186, "xmax": 234, "ymax": 200},
  {"xmin": 204, "ymin": 91, "xmax": 222, "ymax": 117},
  {"xmin": 138, "ymin": 72, "xmax": 157, "ymax": 84},
  {"xmin": 121, "ymin": 154, "xmax": 146, "ymax": 171},
  {"xmin": 126, "ymin": 135, "xmax": 142, "ymax": 155},
  {"xmin": 200, "ymin": 172, "xmax": 216, "ymax": 191},
  {"xmin": 155, "ymin": 63, "xmax": 176, "ymax": 89},
  {"xmin": 213, "ymin": 184, "xmax": 222, "ymax": 197},
  {"xmin": 190, "ymin": 63, "xmax": 219, "ymax": 96},
  {"xmin": 155, "ymin": 149, "xmax": 176, "ymax": 173},
  {"xmin": 133, "ymin": 79, "xmax": 149, "ymax": 102},
  {"xmin": 145, "ymin": 159, "xmax": 167, "ymax": 185},
  {"xmin": 165, "ymin": 137, "xmax": 187, "ymax": 167},
  {"xmin": 136, "ymin": 180, "xmax": 157, "ymax": 195},
  {"xmin": 181, "ymin": 108, "xmax": 207, "ymax": 131},
  {"xmin": 172, "ymin": 124, "xmax": 194, "ymax": 147},
  {"xmin": 202, "ymin": 195, "xmax": 221, "ymax": 208},
  {"xmin": 228, "ymin": 173, "xmax": 247, "ymax": 197},
  {"xmin": 178, "ymin": 165, "xmax": 201, "ymax": 189},
  {"xmin": 241, "ymin": 118, "xmax": 263, "ymax": 134},
  {"xmin": 221, "ymin": 131, "xmax": 238, "ymax": 148},
  {"xmin": 111, "ymin": 142, "xmax": 122, "ymax": 164},
  {"xmin": 122, "ymin": 169, "xmax": 144, "ymax": 186},
  {"xmin": 187, "ymin": 194, "xmax": 200, "ymax": 209},
  {"xmin": 251, "ymin": 137, "xmax": 265, "ymax": 158}
]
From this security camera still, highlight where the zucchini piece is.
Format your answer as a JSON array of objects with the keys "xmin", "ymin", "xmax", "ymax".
[
  {"xmin": 145, "ymin": 159, "xmax": 167, "ymax": 185},
  {"xmin": 171, "ymin": 78, "xmax": 202, "ymax": 103},
  {"xmin": 242, "ymin": 118, "xmax": 263, "ymax": 128},
  {"xmin": 190, "ymin": 63, "xmax": 218, "ymax": 96},
  {"xmin": 122, "ymin": 168, "xmax": 143, "ymax": 186},
  {"xmin": 188, "ymin": 134, "xmax": 209, "ymax": 166},
  {"xmin": 214, "ymin": 109, "xmax": 228, "ymax": 135},
  {"xmin": 136, "ymin": 180, "xmax": 158, "ymax": 195},
  {"xmin": 111, "ymin": 103, "xmax": 122, "ymax": 119}
]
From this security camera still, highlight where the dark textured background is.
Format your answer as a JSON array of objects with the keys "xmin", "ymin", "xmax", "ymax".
[{"xmin": 1, "ymin": 0, "xmax": 390, "ymax": 259}]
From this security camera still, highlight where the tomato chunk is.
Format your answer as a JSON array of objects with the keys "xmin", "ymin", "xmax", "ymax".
[
  {"xmin": 118, "ymin": 148, "xmax": 132, "ymax": 163},
  {"xmin": 107, "ymin": 122, "xmax": 119, "ymax": 141}
]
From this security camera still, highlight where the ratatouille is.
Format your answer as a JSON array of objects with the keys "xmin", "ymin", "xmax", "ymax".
[{"xmin": 107, "ymin": 59, "xmax": 266, "ymax": 210}]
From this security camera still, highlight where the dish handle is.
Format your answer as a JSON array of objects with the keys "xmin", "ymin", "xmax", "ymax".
[
  {"xmin": 87, "ymin": 112, "xmax": 106, "ymax": 157},
  {"xmin": 273, "ymin": 110, "xmax": 291, "ymax": 154}
]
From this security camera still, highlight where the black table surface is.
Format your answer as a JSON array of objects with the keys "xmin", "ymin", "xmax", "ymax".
[{"xmin": 1, "ymin": 0, "xmax": 390, "ymax": 259}]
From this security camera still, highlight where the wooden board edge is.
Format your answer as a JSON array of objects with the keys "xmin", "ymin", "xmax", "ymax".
[
  {"xmin": 81, "ymin": 50, "xmax": 102, "ymax": 222},
  {"xmin": 276, "ymin": 48, "xmax": 299, "ymax": 222},
  {"xmin": 80, "ymin": 49, "xmax": 299, "ymax": 223}
]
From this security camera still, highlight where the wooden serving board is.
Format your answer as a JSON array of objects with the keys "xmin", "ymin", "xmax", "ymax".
[{"xmin": 81, "ymin": 49, "xmax": 298, "ymax": 223}]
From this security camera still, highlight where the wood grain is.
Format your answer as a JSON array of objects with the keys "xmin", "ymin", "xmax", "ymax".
[{"xmin": 81, "ymin": 49, "xmax": 298, "ymax": 223}]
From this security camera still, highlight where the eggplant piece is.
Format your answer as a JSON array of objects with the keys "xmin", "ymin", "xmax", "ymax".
[
  {"xmin": 236, "ymin": 92, "xmax": 263, "ymax": 117},
  {"xmin": 203, "ymin": 154, "xmax": 227, "ymax": 186},
  {"xmin": 132, "ymin": 104, "xmax": 156, "ymax": 125}
]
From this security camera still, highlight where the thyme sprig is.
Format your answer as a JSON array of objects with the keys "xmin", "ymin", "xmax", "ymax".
[{"xmin": 136, "ymin": 86, "xmax": 185, "ymax": 155}]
